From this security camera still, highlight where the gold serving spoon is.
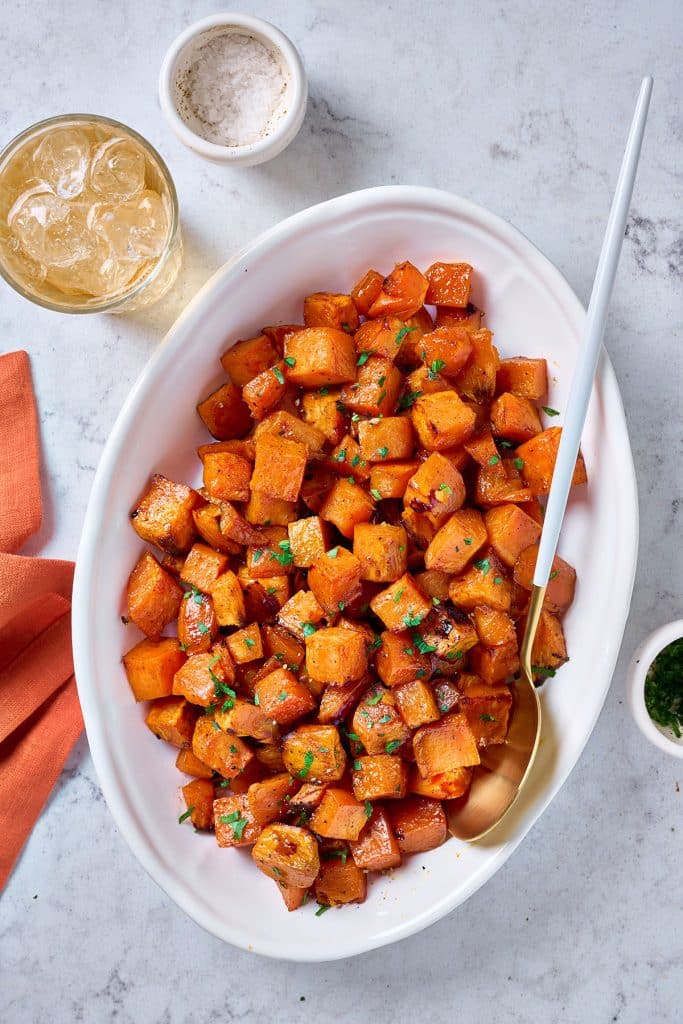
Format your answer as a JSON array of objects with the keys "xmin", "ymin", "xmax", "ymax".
[{"xmin": 448, "ymin": 76, "xmax": 653, "ymax": 842}]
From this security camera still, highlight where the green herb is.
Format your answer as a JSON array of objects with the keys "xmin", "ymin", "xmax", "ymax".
[
  {"xmin": 351, "ymin": 454, "xmax": 360, "ymax": 467},
  {"xmin": 532, "ymin": 665, "xmax": 557, "ymax": 678},
  {"xmin": 412, "ymin": 632, "xmax": 437, "ymax": 654},
  {"xmin": 272, "ymin": 866, "xmax": 283, "ymax": 877},
  {"xmin": 197, "ymin": 622, "xmax": 209, "ymax": 635},
  {"xmin": 366, "ymin": 693, "xmax": 384, "ymax": 706},
  {"xmin": 398, "ymin": 390, "xmax": 422, "ymax": 410},
  {"xmin": 272, "ymin": 366, "xmax": 285, "ymax": 385},
  {"xmin": 284, "ymin": 356, "xmax": 296, "ymax": 367},
  {"xmin": 402, "ymin": 646, "xmax": 415, "ymax": 656},
  {"xmin": 218, "ymin": 778, "xmax": 231, "ymax": 789},
  {"xmin": 252, "ymin": 548, "xmax": 263, "ymax": 564},
  {"xmin": 353, "ymin": 760, "xmax": 362, "ymax": 771},
  {"xmin": 415, "ymin": 668, "xmax": 428, "ymax": 678},
  {"xmin": 378, "ymin": 714, "xmax": 392, "ymax": 724},
  {"xmin": 301, "ymin": 622, "xmax": 318, "ymax": 637},
  {"xmin": 212, "ymin": 720, "xmax": 221, "ymax": 730},
  {"xmin": 395, "ymin": 325, "xmax": 417, "ymax": 345},
  {"xmin": 219, "ymin": 811, "xmax": 248, "ymax": 840},
  {"xmin": 274, "ymin": 540, "xmax": 294, "ymax": 567},
  {"xmin": 254, "ymin": 694, "xmax": 260, "ymax": 705},
  {"xmin": 278, "ymin": 691, "xmax": 288, "ymax": 702},
  {"xmin": 184, "ymin": 585, "xmax": 204, "ymax": 605},
  {"xmin": 357, "ymin": 352, "xmax": 370, "ymax": 366},
  {"xmin": 322, "ymin": 848, "xmax": 348, "ymax": 864},
  {"xmin": 347, "ymin": 476, "xmax": 356, "ymax": 485},
  {"xmin": 209, "ymin": 654, "xmax": 221, "ymax": 667},
  {"xmin": 178, "ymin": 642, "xmax": 188, "ymax": 652},
  {"xmin": 439, "ymin": 483, "xmax": 452, "ymax": 494},
  {"xmin": 298, "ymin": 750, "xmax": 315, "ymax": 778},
  {"xmin": 489, "ymin": 455, "xmax": 500, "ymax": 466},
  {"xmin": 493, "ymin": 577, "xmax": 504, "ymax": 585},
  {"xmin": 439, "ymin": 703, "xmax": 449, "ymax": 712},
  {"xmin": 428, "ymin": 358, "xmax": 446, "ymax": 380},
  {"xmin": 370, "ymin": 488, "xmax": 382, "ymax": 501},
  {"xmin": 178, "ymin": 807, "xmax": 194, "ymax": 824},
  {"xmin": 264, "ymin": 519, "xmax": 271, "ymax": 526},
  {"xmin": 474, "ymin": 558, "xmax": 491, "ymax": 575},
  {"xmin": 393, "ymin": 587, "xmax": 405, "ymax": 604},
  {"xmin": 385, "ymin": 740, "xmax": 402, "ymax": 754},
  {"xmin": 377, "ymin": 389, "xmax": 387, "ymax": 405},
  {"xmin": 464, "ymin": 537, "xmax": 473, "ymax": 545},
  {"xmin": 315, "ymin": 903, "xmax": 331, "ymax": 916},
  {"xmin": 244, "ymin": 637, "xmax": 255, "ymax": 648},
  {"xmin": 338, "ymin": 601, "xmax": 346, "ymax": 611},
  {"xmin": 351, "ymin": 412, "xmax": 361, "ymax": 422},
  {"xmin": 645, "ymin": 639, "xmax": 683, "ymax": 737},
  {"xmin": 328, "ymin": 547, "xmax": 339, "ymax": 558},
  {"xmin": 542, "ymin": 406, "xmax": 560, "ymax": 417},
  {"xmin": 364, "ymin": 800, "xmax": 373, "ymax": 818},
  {"xmin": 498, "ymin": 439, "xmax": 514, "ymax": 449},
  {"xmin": 334, "ymin": 449, "xmax": 347, "ymax": 462},
  {"xmin": 480, "ymin": 713, "xmax": 497, "ymax": 722},
  {"xmin": 514, "ymin": 457, "xmax": 524, "ymax": 470},
  {"xmin": 274, "ymin": 653, "xmax": 284, "ymax": 661},
  {"xmin": 549, "ymin": 571, "xmax": 559, "ymax": 580},
  {"xmin": 432, "ymin": 596, "xmax": 441, "ymax": 606},
  {"xmin": 378, "ymin": 446, "xmax": 389, "ymax": 458},
  {"xmin": 266, "ymin": 586, "xmax": 278, "ymax": 595},
  {"xmin": 371, "ymin": 635, "xmax": 382, "ymax": 649},
  {"xmin": 445, "ymin": 649, "xmax": 464, "ymax": 661},
  {"xmin": 402, "ymin": 610, "xmax": 424, "ymax": 627},
  {"xmin": 229, "ymin": 743, "xmax": 238, "ymax": 754}
]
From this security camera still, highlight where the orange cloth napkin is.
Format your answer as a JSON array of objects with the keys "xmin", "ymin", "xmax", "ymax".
[{"xmin": 0, "ymin": 351, "xmax": 83, "ymax": 889}]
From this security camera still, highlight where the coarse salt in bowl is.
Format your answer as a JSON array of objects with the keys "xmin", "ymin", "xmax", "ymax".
[{"xmin": 159, "ymin": 13, "xmax": 307, "ymax": 166}]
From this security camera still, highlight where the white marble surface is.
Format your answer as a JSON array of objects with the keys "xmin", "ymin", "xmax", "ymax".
[{"xmin": 1, "ymin": 0, "xmax": 681, "ymax": 1020}]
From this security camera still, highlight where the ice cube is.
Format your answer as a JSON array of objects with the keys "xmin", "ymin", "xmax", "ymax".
[
  {"xmin": 89, "ymin": 137, "xmax": 146, "ymax": 201},
  {"xmin": 7, "ymin": 187, "xmax": 95, "ymax": 267},
  {"xmin": 45, "ymin": 237, "xmax": 139, "ymax": 298},
  {"xmin": 32, "ymin": 127, "xmax": 90, "ymax": 199},
  {"xmin": 87, "ymin": 190, "xmax": 168, "ymax": 260}
]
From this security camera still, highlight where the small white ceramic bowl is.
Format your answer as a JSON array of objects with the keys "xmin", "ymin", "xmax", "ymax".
[
  {"xmin": 627, "ymin": 620, "xmax": 683, "ymax": 758},
  {"xmin": 159, "ymin": 13, "xmax": 307, "ymax": 166}
]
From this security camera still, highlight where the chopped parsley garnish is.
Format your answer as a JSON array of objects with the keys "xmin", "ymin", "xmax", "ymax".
[
  {"xmin": 489, "ymin": 455, "xmax": 500, "ymax": 466},
  {"xmin": 178, "ymin": 807, "xmax": 194, "ymax": 824},
  {"xmin": 514, "ymin": 457, "xmax": 524, "ymax": 470},
  {"xmin": 480, "ymin": 713, "xmax": 497, "ymax": 722},
  {"xmin": 219, "ymin": 811, "xmax": 248, "ymax": 840},
  {"xmin": 338, "ymin": 601, "xmax": 345, "ymax": 611},
  {"xmin": 351, "ymin": 412, "xmax": 361, "ymax": 422},
  {"xmin": 439, "ymin": 483, "xmax": 452, "ymax": 494},
  {"xmin": 357, "ymin": 351, "xmax": 370, "ymax": 366},
  {"xmin": 432, "ymin": 596, "xmax": 441, "ymax": 605},
  {"xmin": 395, "ymin": 325, "xmax": 417, "ymax": 345},
  {"xmin": 532, "ymin": 665, "xmax": 557, "ymax": 678},
  {"xmin": 274, "ymin": 540, "xmax": 294, "ymax": 567},
  {"xmin": 272, "ymin": 366, "xmax": 285, "ymax": 384},
  {"xmin": 364, "ymin": 800, "xmax": 373, "ymax": 818},
  {"xmin": 328, "ymin": 547, "xmax": 339, "ymax": 558},
  {"xmin": 378, "ymin": 446, "xmax": 389, "ymax": 458},
  {"xmin": 464, "ymin": 537, "xmax": 473, "ymax": 545},
  {"xmin": 377, "ymin": 390, "xmax": 387, "ymax": 405},
  {"xmin": 278, "ymin": 691, "xmax": 288, "ymax": 702},
  {"xmin": 542, "ymin": 406, "xmax": 560, "ymax": 417},
  {"xmin": 415, "ymin": 668, "xmax": 428, "ymax": 678},
  {"xmin": 322, "ymin": 848, "xmax": 348, "ymax": 863},
  {"xmin": 402, "ymin": 610, "xmax": 424, "ymax": 627},
  {"xmin": 445, "ymin": 649, "xmax": 464, "ymax": 660},
  {"xmin": 178, "ymin": 642, "xmax": 188, "ymax": 652},
  {"xmin": 385, "ymin": 740, "xmax": 402, "ymax": 754},
  {"xmin": 284, "ymin": 356, "xmax": 296, "ymax": 367},
  {"xmin": 184, "ymin": 585, "xmax": 203, "ymax": 605},
  {"xmin": 254, "ymin": 694, "xmax": 260, "ymax": 705},
  {"xmin": 319, "ymin": 387, "xmax": 329, "ymax": 396},
  {"xmin": 644, "ymin": 638, "xmax": 683, "ymax": 737},
  {"xmin": 428, "ymin": 358, "xmax": 446, "ymax": 380},
  {"xmin": 315, "ymin": 903, "xmax": 331, "ymax": 916},
  {"xmin": 402, "ymin": 646, "xmax": 414, "ymax": 656},
  {"xmin": 366, "ymin": 693, "xmax": 384, "ymax": 706},
  {"xmin": 218, "ymin": 778, "xmax": 232, "ymax": 788},
  {"xmin": 398, "ymin": 390, "xmax": 422, "ymax": 410},
  {"xmin": 197, "ymin": 622, "xmax": 209, "ymax": 635},
  {"xmin": 351, "ymin": 454, "xmax": 360, "ymax": 467},
  {"xmin": 252, "ymin": 548, "xmax": 263, "ymax": 563},
  {"xmin": 229, "ymin": 743, "xmax": 238, "ymax": 754},
  {"xmin": 412, "ymin": 632, "xmax": 437, "ymax": 654},
  {"xmin": 371, "ymin": 634, "xmax": 382, "ymax": 649},
  {"xmin": 378, "ymin": 714, "xmax": 392, "ymax": 724},
  {"xmin": 493, "ymin": 576, "xmax": 504, "ymax": 585},
  {"xmin": 244, "ymin": 637, "xmax": 255, "ymax": 648},
  {"xmin": 266, "ymin": 586, "xmax": 278, "ymax": 595},
  {"xmin": 549, "ymin": 570, "xmax": 559, "ymax": 580},
  {"xmin": 334, "ymin": 449, "xmax": 347, "ymax": 462},
  {"xmin": 347, "ymin": 476, "xmax": 356, "ymax": 485},
  {"xmin": 353, "ymin": 760, "xmax": 362, "ymax": 771},
  {"xmin": 393, "ymin": 587, "xmax": 405, "ymax": 603},
  {"xmin": 301, "ymin": 622, "xmax": 318, "ymax": 637},
  {"xmin": 370, "ymin": 488, "xmax": 382, "ymax": 501},
  {"xmin": 474, "ymin": 558, "xmax": 491, "ymax": 575},
  {"xmin": 298, "ymin": 750, "xmax": 315, "ymax": 778},
  {"xmin": 498, "ymin": 439, "xmax": 514, "ymax": 449}
]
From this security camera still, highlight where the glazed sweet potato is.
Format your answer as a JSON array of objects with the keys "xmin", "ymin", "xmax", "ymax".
[
  {"xmin": 496, "ymin": 356, "xmax": 548, "ymax": 399},
  {"xmin": 513, "ymin": 543, "xmax": 576, "ymax": 613},
  {"xmin": 247, "ymin": 773, "xmax": 299, "ymax": 826},
  {"xmin": 353, "ymin": 523, "xmax": 408, "ymax": 583},
  {"xmin": 408, "ymin": 766, "xmax": 472, "ymax": 800},
  {"xmin": 309, "ymin": 788, "xmax": 369, "ymax": 840},
  {"xmin": 394, "ymin": 678, "xmax": 440, "ymax": 729},
  {"xmin": 209, "ymin": 570, "xmax": 247, "ymax": 628},
  {"xmin": 214, "ymin": 794, "xmax": 262, "ymax": 847},
  {"xmin": 340, "ymin": 356, "xmax": 402, "ymax": 418},
  {"xmin": 126, "ymin": 551, "xmax": 184, "ymax": 639},
  {"xmin": 315, "ymin": 857, "xmax": 367, "ymax": 905},
  {"xmin": 457, "ymin": 328, "xmax": 500, "ymax": 404},
  {"xmin": 351, "ymin": 268, "xmax": 384, "ymax": 316},
  {"xmin": 287, "ymin": 516, "xmax": 331, "ymax": 568},
  {"xmin": 403, "ymin": 453, "xmax": 465, "ymax": 521},
  {"xmin": 192, "ymin": 504, "xmax": 240, "ymax": 555},
  {"xmin": 176, "ymin": 747, "xmax": 213, "ymax": 778},
  {"xmin": 413, "ymin": 713, "xmax": 480, "ymax": 775},
  {"xmin": 368, "ymin": 261, "xmax": 429, "ymax": 319},
  {"xmin": 457, "ymin": 675, "xmax": 512, "ymax": 746},
  {"xmin": 145, "ymin": 696, "xmax": 197, "ymax": 747},
  {"xmin": 283, "ymin": 327, "xmax": 357, "ymax": 387},
  {"xmin": 354, "ymin": 316, "xmax": 409, "ymax": 362},
  {"xmin": 124, "ymin": 638, "xmax": 186, "ymax": 701},
  {"xmin": 388, "ymin": 797, "xmax": 447, "ymax": 854},
  {"xmin": 226, "ymin": 623, "xmax": 263, "ymax": 663},
  {"xmin": 357, "ymin": 416, "xmax": 414, "ymax": 462},
  {"xmin": 490, "ymin": 392, "xmax": 542, "ymax": 442},
  {"xmin": 203, "ymin": 451, "xmax": 252, "ymax": 502},
  {"xmin": 425, "ymin": 261, "xmax": 473, "ymax": 307},
  {"xmin": 304, "ymin": 292, "xmax": 360, "ymax": 332},
  {"xmin": 516, "ymin": 426, "xmax": 588, "ymax": 496},
  {"xmin": 276, "ymin": 589, "xmax": 327, "ymax": 640},
  {"xmin": 420, "ymin": 325, "xmax": 473, "ymax": 380},
  {"xmin": 197, "ymin": 382, "xmax": 252, "ymax": 440},
  {"xmin": 370, "ymin": 572, "xmax": 432, "ymax": 632},
  {"xmin": 529, "ymin": 610, "xmax": 569, "ymax": 676},
  {"xmin": 301, "ymin": 389, "xmax": 345, "ymax": 445},
  {"xmin": 352, "ymin": 755, "xmax": 408, "ymax": 801},
  {"xmin": 484, "ymin": 503, "xmax": 542, "ymax": 569},
  {"xmin": 181, "ymin": 778, "xmax": 215, "ymax": 831},
  {"xmin": 411, "ymin": 391, "xmax": 477, "ymax": 451},
  {"xmin": 349, "ymin": 807, "xmax": 401, "ymax": 870},
  {"xmin": 319, "ymin": 478, "xmax": 375, "ymax": 538},
  {"xmin": 221, "ymin": 334, "xmax": 278, "ymax": 386},
  {"xmin": 130, "ymin": 474, "xmax": 202, "ymax": 554},
  {"xmin": 448, "ymin": 554, "xmax": 512, "ymax": 612},
  {"xmin": 351, "ymin": 685, "xmax": 411, "ymax": 755},
  {"xmin": 308, "ymin": 547, "xmax": 363, "ymax": 616},
  {"xmin": 435, "ymin": 302, "xmax": 481, "ymax": 332},
  {"xmin": 177, "ymin": 590, "xmax": 218, "ymax": 654},
  {"xmin": 192, "ymin": 716, "xmax": 254, "ymax": 778},
  {"xmin": 244, "ymin": 490, "xmax": 297, "ymax": 526},
  {"xmin": 375, "ymin": 630, "xmax": 432, "ymax": 687},
  {"xmin": 254, "ymin": 667, "xmax": 316, "ymax": 726},
  {"xmin": 425, "ymin": 508, "xmax": 488, "ymax": 574},
  {"xmin": 254, "ymin": 409, "xmax": 326, "ymax": 455},
  {"xmin": 306, "ymin": 627, "xmax": 368, "ymax": 683},
  {"xmin": 251, "ymin": 434, "xmax": 307, "ymax": 503},
  {"xmin": 318, "ymin": 678, "xmax": 368, "ymax": 725},
  {"xmin": 180, "ymin": 544, "xmax": 229, "ymax": 593},
  {"xmin": 469, "ymin": 640, "xmax": 520, "ymax": 684},
  {"xmin": 369, "ymin": 460, "xmax": 420, "ymax": 499},
  {"xmin": 472, "ymin": 606, "xmax": 517, "ymax": 648},
  {"xmin": 172, "ymin": 650, "xmax": 225, "ymax": 707},
  {"xmin": 282, "ymin": 725, "xmax": 347, "ymax": 783}
]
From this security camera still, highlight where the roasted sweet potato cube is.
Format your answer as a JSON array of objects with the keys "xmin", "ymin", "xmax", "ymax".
[
  {"xmin": 328, "ymin": 433, "xmax": 369, "ymax": 482},
  {"xmin": 177, "ymin": 591, "xmax": 218, "ymax": 654},
  {"xmin": 369, "ymin": 461, "xmax": 420, "ymax": 499},
  {"xmin": 306, "ymin": 627, "xmax": 368, "ymax": 683},
  {"xmin": 406, "ymin": 364, "xmax": 450, "ymax": 397},
  {"xmin": 340, "ymin": 356, "xmax": 401, "ymax": 417},
  {"xmin": 491, "ymin": 392, "xmax": 542, "ymax": 442},
  {"xmin": 470, "ymin": 640, "xmax": 519, "ymax": 683},
  {"xmin": 197, "ymin": 438, "xmax": 255, "ymax": 461},
  {"xmin": 411, "ymin": 391, "xmax": 476, "ymax": 451},
  {"xmin": 220, "ymin": 334, "xmax": 278, "ymax": 386},
  {"xmin": 300, "ymin": 469, "xmax": 337, "ymax": 515},
  {"xmin": 282, "ymin": 327, "xmax": 356, "ymax": 387},
  {"xmin": 180, "ymin": 544, "xmax": 229, "ymax": 593},
  {"xmin": 246, "ymin": 540, "xmax": 296, "ymax": 580},
  {"xmin": 124, "ymin": 637, "xmax": 186, "ymax": 702},
  {"xmin": 353, "ymin": 523, "xmax": 408, "ymax": 583},
  {"xmin": 192, "ymin": 504, "xmax": 240, "ymax": 555},
  {"xmin": 214, "ymin": 793, "xmax": 262, "ymax": 847},
  {"xmin": 254, "ymin": 409, "xmax": 326, "ymax": 456},
  {"xmin": 289, "ymin": 782, "xmax": 327, "ymax": 816},
  {"xmin": 176, "ymin": 747, "xmax": 213, "ymax": 778},
  {"xmin": 409, "ymin": 766, "xmax": 472, "ymax": 799},
  {"xmin": 237, "ymin": 573, "xmax": 289, "ymax": 624},
  {"xmin": 276, "ymin": 590, "xmax": 326, "ymax": 641},
  {"xmin": 354, "ymin": 316, "xmax": 407, "ymax": 362},
  {"xmin": 309, "ymin": 787, "xmax": 369, "ymax": 840},
  {"xmin": 146, "ymin": 696, "xmax": 197, "ymax": 747},
  {"xmin": 388, "ymin": 797, "xmax": 447, "ymax": 853},
  {"xmin": 457, "ymin": 329, "xmax": 500, "ymax": 404},
  {"xmin": 403, "ymin": 453, "xmax": 465, "ymax": 521},
  {"xmin": 252, "ymin": 823, "xmax": 320, "ymax": 885},
  {"xmin": 352, "ymin": 685, "xmax": 410, "ymax": 755},
  {"xmin": 130, "ymin": 474, "xmax": 202, "ymax": 554},
  {"xmin": 352, "ymin": 755, "xmax": 407, "ymax": 801},
  {"xmin": 262, "ymin": 624, "xmax": 305, "ymax": 669},
  {"xmin": 242, "ymin": 362, "xmax": 288, "ymax": 420},
  {"xmin": 276, "ymin": 884, "xmax": 308, "ymax": 912},
  {"xmin": 217, "ymin": 503, "xmax": 264, "ymax": 549},
  {"xmin": 349, "ymin": 807, "xmax": 401, "ymax": 870},
  {"xmin": 425, "ymin": 261, "xmax": 473, "ymax": 307},
  {"xmin": 413, "ymin": 569, "xmax": 451, "ymax": 602},
  {"xmin": 244, "ymin": 490, "xmax": 297, "ymax": 526},
  {"xmin": 420, "ymin": 325, "xmax": 473, "ymax": 380},
  {"xmin": 368, "ymin": 261, "xmax": 429, "ymax": 319},
  {"xmin": 173, "ymin": 651, "xmax": 224, "ymax": 707},
  {"xmin": 319, "ymin": 478, "xmax": 374, "ymax": 539},
  {"xmin": 375, "ymin": 630, "xmax": 432, "ymax": 687},
  {"xmin": 413, "ymin": 712, "xmax": 480, "ymax": 777},
  {"xmin": 463, "ymin": 425, "xmax": 500, "ymax": 467},
  {"xmin": 529, "ymin": 610, "xmax": 568, "ymax": 676},
  {"xmin": 308, "ymin": 547, "xmax": 363, "ymax": 616},
  {"xmin": 197, "ymin": 382, "xmax": 251, "ymax": 440},
  {"xmin": 485, "ymin": 504, "xmax": 542, "ymax": 569},
  {"xmin": 255, "ymin": 668, "xmax": 315, "ymax": 727},
  {"xmin": 261, "ymin": 324, "xmax": 303, "ymax": 353},
  {"xmin": 401, "ymin": 507, "xmax": 437, "ymax": 550},
  {"xmin": 458, "ymin": 676, "xmax": 512, "ymax": 746},
  {"xmin": 126, "ymin": 552, "xmax": 184, "ymax": 639},
  {"xmin": 416, "ymin": 607, "xmax": 479, "ymax": 661},
  {"xmin": 206, "ymin": 570, "xmax": 245, "ymax": 628},
  {"xmin": 282, "ymin": 725, "xmax": 347, "ymax": 783},
  {"xmin": 247, "ymin": 773, "xmax": 298, "ymax": 826},
  {"xmin": 425, "ymin": 508, "xmax": 487, "ymax": 573},
  {"xmin": 315, "ymin": 857, "xmax": 367, "ymax": 906},
  {"xmin": 394, "ymin": 679, "xmax": 440, "ymax": 729},
  {"xmin": 180, "ymin": 778, "xmax": 215, "ymax": 831},
  {"xmin": 226, "ymin": 623, "xmax": 262, "ymax": 664},
  {"xmin": 497, "ymin": 357, "xmax": 548, "ymax": 400},
  {"xmin": 252, "ymin": 742, "xmax": 285, "ymax": 774},
  {"xmin": 192, "ymin": 716, "xmax": 254, "ymax": 777},
  {"xmin": 370, "ymin": 573, "xmax": 432, "ymax": 633},
  {"xmin": 357, "ymin": 416, "xmax": 414, "ymax": 462},
  {"xmin": 516, "ymin": 426, "xmax": 587, "ymax": 496},
  {"xmin": 214, "ymin": 697, "xmax": 276, "ymax": 742},
  {"xmin": 432, "ymin": 679, "xmax": 460, "ymax": 715},
  {"xmin": 300, "ymin": 389, "xmax": 345, "ymax": 446},
  {"xmin": 202, "ymin": 452, "xmax": 252, "ymax": 502},
  {"xmin": 159, "ymin": 552, "xmax": 186, "ymax": 576},
  {"xmin": 448, "ymin": 555, "xmax": 512, "ymax": 611},
  {"xmin": 318, "ymin": 678, "xmax": 368, "ymax": 725},
  {"xmin": 513, "ymin": 543, "xmax": 577, "ymax": 613},
  {"xmin": 251, "ymin": 434, "xmax": 307, "ymax": 503},
  {"xmin": 287, "ymin": 516, "xmax": 331, "ymax": 568},
  {"xmin": 472, "ymin": 607, "xmax": 517, "ymax": 647},
  {"xmin": 351, "ymin": 268, "xmax": 384, "ymax": 316},
  {"xmin": 475, "ymin": 461, "xmax": 534, "ymax": 507},
  {"xmin": 435, "ymin": 302, "xmax": 481, "ymax": 331},
  {"xmin": 303, "ymin": 292, "xmax": 360, "ymax": 331}
]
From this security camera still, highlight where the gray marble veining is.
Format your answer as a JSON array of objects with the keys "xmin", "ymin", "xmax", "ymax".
[{"xmin": 1, "ymin": 1, "xmax": 681, "ymax": 1021}]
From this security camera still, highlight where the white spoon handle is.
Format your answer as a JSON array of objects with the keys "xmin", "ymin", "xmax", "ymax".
[{"xmin": 533, "ymin": 76, "xmax": 653, "ymax": 587}]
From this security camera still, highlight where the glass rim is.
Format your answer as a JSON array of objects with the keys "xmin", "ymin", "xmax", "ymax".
[{"xmin": 0, "ymin": 113, "xmax": 180, "ymax": 314}]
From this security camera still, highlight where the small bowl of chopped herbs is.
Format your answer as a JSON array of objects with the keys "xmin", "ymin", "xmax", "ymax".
[{"xmin": 627, "ymin": 620, "xmax": 683, "ymax": 758}]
